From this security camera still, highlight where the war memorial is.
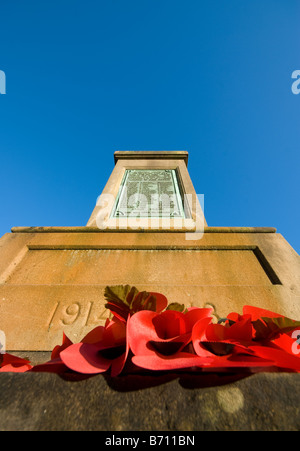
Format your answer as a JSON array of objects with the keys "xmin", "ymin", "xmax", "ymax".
[{"xmin": 0, "ymin": 151, "xmax": 300, "ymax": 431}]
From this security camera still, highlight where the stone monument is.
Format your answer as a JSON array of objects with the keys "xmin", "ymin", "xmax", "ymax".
[
  {"xmin": 0, "ymin": 151, "xmax": 300, "ymax": 431},
  {"xmin": 0, "ymin": 150, "xmax": 300, "ymax": 353}
]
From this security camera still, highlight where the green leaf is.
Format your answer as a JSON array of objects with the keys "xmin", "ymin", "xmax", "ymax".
[
  {"xmin": 126, "ymin": 286, "xmax": 140, "ymax": 307},
  {"xmin": 104, "ymin": 285, "xmax": 157, "ymax": 319},
  {"xmin": 166, "ymin": 302, "xmax": 187, "ymax": 313},
  {"xmin": 104, "ymin": 285, "xmax": 139, "ymax": 320},
  {"xmin": 131, "ymin": 291, "xmax": 157, "ymax": 313},
  {"xmin": 253, "ymin": 316, "xmax": 300, "ymax": 341},
  {"xmin": 104, "ymin": 285, "xmax": 139, "ymax": 308}
]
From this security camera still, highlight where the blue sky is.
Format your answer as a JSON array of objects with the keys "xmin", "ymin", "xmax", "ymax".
[{"xmin": 0, "ymin": 1, "xmax": 299, "ymax": 253}]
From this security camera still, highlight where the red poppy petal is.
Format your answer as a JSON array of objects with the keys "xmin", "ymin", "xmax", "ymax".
[
  {"xmin": 107, "ymin": 319, "xmax": 130, "ymax": 377},
  {"xmin": 0, "ymin": 364, "xmax": 31, "ymax": 373},
  {"xmin": 205, "ymin": 323, "xmax": 227, "ymax": 341},
  {"xmin": 226, "ymin": 312, "xmax": 241, "ymax": 322},
  {"xmin": 243, "ymin": 305, "xmax": 283, "ymax": 321},
  {"xmin": 185, "ymin": 308, "xmax": 213, "ymax": 331},
  {"xmin": 128, "ymin": 311, "xmax": 159, "ymax": 356},
  {"xmin": 152, "ymin": 310, "xmax": 187, "ymax": 339},
  {"xmin": 51, "ymin": 333, "xmax": 73, "ymax": 360},
  {"xmin": 103, "ymin": 318, "xmax": 127, "ymax": 347},
  {"xmin": 150, "ymin": 292, "xmax": 168, "ymax": 313},
  {"xmin": 128, "ymin": 310, "xmax": 191, "ymax": 357},
  {"xmin": 249, "ymin": 345, "xmax": 300, "ymax": 372},
  {"xmin": 227, "ymin": 317, "xmax": 253, "ymax": 341},
  {"xmin": 82, "ymin": 326, "xmax": 105, "ymax": 344},
  {"xmin": 149, "ymin": 338, "xmax": 190, "ymax": 356},
  {"xmin": 110, "ymin": 353, "xmax": 127, "ymax": 377},
  {"xmin": 105, "ymin": 301, "xmax": 129, "ymax": 322},
  {"xmin": 0, "ymin": 354, "xmax": 32, "ymax": 373},
  {"xmin": 60, "ymin": 343, "xmax": 111, "ymax": 374},
  {"xmin": 272, "ymin": 333, "xmax": 297, "ymax": 353},
  {"xmin": 106, "ymin": 316, "xmax": 127, "ymax": 332},
  {"xmin": 192, "ymin": 317, "xmax": 214, "ymax": 357}
]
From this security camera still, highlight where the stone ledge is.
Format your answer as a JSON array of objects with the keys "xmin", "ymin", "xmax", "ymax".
[
  {"xmin": 114, "ymin": 151, "xmax": 189, "ymax": 165},
  {"xmin": 11, "ymin": 227, "xmax": 277, "ymax": 234},
  {"xmin": 0, "ymin": 371, "xmax": 299, "ymax": 431}
]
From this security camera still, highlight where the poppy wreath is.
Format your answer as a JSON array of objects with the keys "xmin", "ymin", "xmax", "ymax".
[{"xmin": 1, "ymin": 285, "xmax": 300, "ymax": 375}]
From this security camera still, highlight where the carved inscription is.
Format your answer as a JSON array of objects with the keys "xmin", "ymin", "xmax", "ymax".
[
  {"xmin": 48, "ymin": 300, "xmax": 220, "ymax": 333},
  {"xmin": 48, "ymin": 301, "xmax": 110, "ymax": 331}
]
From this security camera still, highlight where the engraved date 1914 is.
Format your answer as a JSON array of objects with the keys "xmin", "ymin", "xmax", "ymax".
[
  {"xmin": 48, "ymin": 301, "xmax": 110, "ymax": 331},
  {"xmin": 48, "ymin": 300, "xmax": 220, "ymax": 333}
]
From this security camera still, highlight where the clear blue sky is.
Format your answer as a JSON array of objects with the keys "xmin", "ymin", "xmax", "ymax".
[{"xmin": 0, "ymin": 1, "xmax": 299, "ymax": 253}]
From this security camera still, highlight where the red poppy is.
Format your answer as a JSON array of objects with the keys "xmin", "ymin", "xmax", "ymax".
[
  {"xmin": 191, "ymin": 307, "xmax": 300, "ymax": 372},
  {"xmin": 128, "ymin": 307, "xmax": 213, "ymax": 371},
  {"xmin": 0, "ymin": 353, "xmax": 32, "ymax": 373},
  {"xmin": 60, "ymin": 317, "xmax": 129, "ymax": 376},
  {"xmin": 192, "ymin": 314, "xmax": 254, "ymax": 357},
  {"xmin": 25, "ymin": 287, "xmax": 300, "ymax": 377},
  {"xmin": 248, "ymin": 321, "xmax": 300, "ymax": 372},
  {"xmin": 191, "ymin": 315, "xmax": 276, "ymax": 371}
]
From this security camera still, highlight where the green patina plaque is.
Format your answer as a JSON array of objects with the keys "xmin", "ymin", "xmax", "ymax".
[{"xmin": 111, "ymin": 169, "xmax": 185, "ymax": 218}]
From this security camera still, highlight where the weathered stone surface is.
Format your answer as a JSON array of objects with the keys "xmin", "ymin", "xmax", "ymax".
[
  {"xmin": 0, "ymin": 371, "xmax": 299, "ymax": 431},
  {"xmin": 0, "ymin": 228, "xmax": 299, "ymax": 351},
  {"xmin": 0, "ymin": 151, "xmax": 299, "ymax": 432}
]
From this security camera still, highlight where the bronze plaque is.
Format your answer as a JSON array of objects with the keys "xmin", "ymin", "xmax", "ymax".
[{"xmin": 112, "ymin": 169, "xmax": 185, "ymax": 218}]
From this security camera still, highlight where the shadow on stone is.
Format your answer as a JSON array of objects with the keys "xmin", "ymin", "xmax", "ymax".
[{"xmin": 55, "ymin": 368, "xmax": 252, "ymax": 392}]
